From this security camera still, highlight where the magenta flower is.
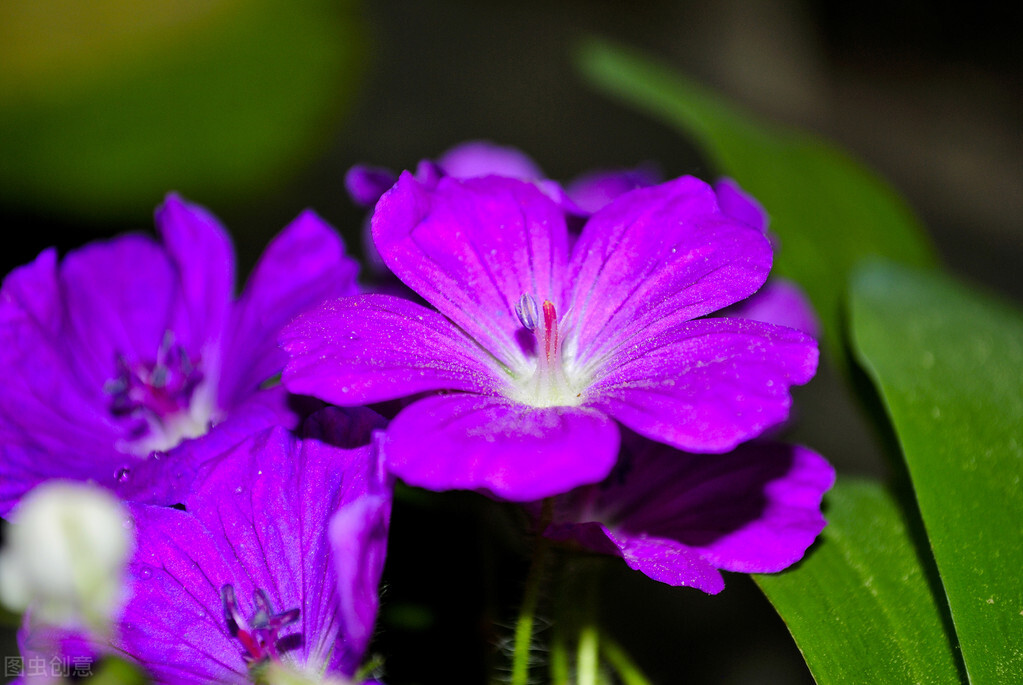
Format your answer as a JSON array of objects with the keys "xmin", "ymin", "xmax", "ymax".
[
  {"xmin": 0, "ymin": 194, "xmax": 359, "ymax": 515},
  {"xmin": 542, "ymin": 435, "xmax": 834, "ymax": 593},
  {"xmin": 282, "ymin": 173, "xmax": 818, "ymax": 501},
  {"xmin": 110, "ymin": 408, "xmax": 390, "ymax": 683}
]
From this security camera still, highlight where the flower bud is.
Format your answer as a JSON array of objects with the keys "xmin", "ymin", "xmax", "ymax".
[{"xmin": 0, "ymin": 481, "xmax": 133, "ymax": 633}]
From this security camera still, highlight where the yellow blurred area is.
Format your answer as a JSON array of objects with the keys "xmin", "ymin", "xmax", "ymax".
[{"xmin": 0, "ymin": 0, "xmax": 242, "ymax": 101}]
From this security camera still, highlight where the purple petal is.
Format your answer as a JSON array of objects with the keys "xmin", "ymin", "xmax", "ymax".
[
  {"xmin": 546, "ymin": 439, "xmax": 832, "ymax": 591},
  {"xmin": 382, "ymin": 394, "xmax": 620, "ymax": 501},
  {"xmin": 713, "ymin": 177, "xmax": 769, "ymax": 234},
  {"xmin": 588, "ymin": 317, "xmax": 818, "ymax": 453},
  {"xmin": 16, "ymin": 615, "xmax": 102, "ymax": 683},
  {"xmin": 0, "ymin": 247, "xmax": 61, "ymax": 332},
  {"xmin": 154, "ymin": 194, "xmax": 234, "ymax": 353},
  {"xmin": 282, "ymin": 293, "xmax": 507, "ymax": 406},
  {"xmin": 688, "ymin": 444, "xmax": 834, "ymax": 573},
  {"xmin": 118, "ymin": 505, "xmax": 249, "ymax": 684},
  {"xmin": 116, "ymin": 418, "xmax": 390, "ymax": 681},
  {"xmin": 437, "ymin": 140, "xmax": 545, "ymax": 180},
  {"xmin": 565, "ymin": 176, "xmax": 773, "ymax": 369},
  {"xmin": 565, "ymin": 164, "xmax": 661, "ymax": 215},
  {"xmin": 111, "ymin": 391, "xmax": 299, "ymax": 507},
  {"xmin": 0, "ymin": 252, "xmax": 123, "ymax": 515},
  {"xmin": 219, "ymin": 210, "xmax": 360, "ymax": 408},
  {"xmin": 345, "ymin": 165, "xmax": 399, "ymax": 207},
  {"xmin": 543, "ymin": 520, "xmax": 724, "ymax": 593},
  {"xmin": 602, "ymin": 527, "xmax": 726, "ymax": 593},
  {"xmin": 329, "ymin": 492, "xmax": 391, "ymax": 675},
  {"xmin": 58, "ymin": 234, "xmax": 185, "ymax": 389},
  {"xmin": 723, "ymin": 279, "xmax": 821, "ymax": 338},
  {"xmin": 371, "ymin": 173, "xmax": 570, "ymax": 370}
]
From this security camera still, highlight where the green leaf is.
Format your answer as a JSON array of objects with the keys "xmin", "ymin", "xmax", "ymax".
[
  {"xmin": 755, "ymin": 479, "xmax": 962, "ymax": 684},
  {"xmin": 575, "ymin": 39, "xmax": 937, "ymax": 362},
  {"xmin": 850, "ymin": 261, "xmax": 1023, "ymax": 682}
]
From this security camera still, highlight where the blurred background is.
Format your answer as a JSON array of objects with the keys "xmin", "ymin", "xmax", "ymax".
[{"xmin": 1, "ymin": 1, "xmax": 1019, "ymax": 683}]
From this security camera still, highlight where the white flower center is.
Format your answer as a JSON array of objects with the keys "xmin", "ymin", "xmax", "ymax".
[{"xmin": 506, "ymin": 294, "xmax": 587, "ymax": 408}]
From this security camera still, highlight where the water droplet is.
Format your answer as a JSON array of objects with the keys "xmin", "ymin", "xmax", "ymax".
[
  {"xmin": 234, "ymin": 486, "xmax": 243, "ymax": 495},
  {"xmin": 115, "ymin": 467, "xmax": 131, "ymax": 483},
  {"xmin": 139, "ymin": 568, "xmax": 153, "ymax": 580}
]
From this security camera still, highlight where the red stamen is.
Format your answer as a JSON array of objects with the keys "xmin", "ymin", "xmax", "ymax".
[{"xmin": 237, "ymin": 629, "xmax": 263, "ymax": 661}]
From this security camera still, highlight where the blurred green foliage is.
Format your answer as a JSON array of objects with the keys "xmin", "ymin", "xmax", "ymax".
[{"xmin": 0, "ymin": 0, "xmax": 365, "ymax": 222}]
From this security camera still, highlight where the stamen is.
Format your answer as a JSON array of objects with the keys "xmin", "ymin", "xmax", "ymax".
[
  {"xmin": 220, "ymin": 584, "xmax": 300, "ymax": 664},
  {"xmin": 105, "ymin": 331, "xmax": 212, "ymax": 454},
  {"xmin": 515, "ymin": 293, "xmax": 539, "ymax": 331}
]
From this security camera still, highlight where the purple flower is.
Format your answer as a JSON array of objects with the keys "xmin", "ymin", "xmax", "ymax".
[
  {"xmin": 0, "ymin": 194, "xmax": 360, "ymax": 515},
  {"xmin": 111, "ymin": 408, "xmax": 390, "ymax": 683},
  {"xmin": 542, "ymin": 435, "xmax": 835, "ymax": 593},
  {"xmin": 282, "ymin": 173, "xmax": 818, "ymax": 501}
]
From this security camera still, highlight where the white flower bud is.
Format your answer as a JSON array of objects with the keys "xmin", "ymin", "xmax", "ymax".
[{"xmin": 0, "ymin": 481, "xmax": 133, "ymax": 633}]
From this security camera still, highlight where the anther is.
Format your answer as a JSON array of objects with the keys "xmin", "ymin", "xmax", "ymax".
[{"xmin": 515, "ymin": 293, "xmax": 539, "ymax": 330}]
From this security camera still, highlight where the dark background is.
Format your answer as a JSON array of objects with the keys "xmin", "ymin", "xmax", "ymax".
[{"xmin": 1, "ymin": 1, "xmax": 1020, "ymax": 683}]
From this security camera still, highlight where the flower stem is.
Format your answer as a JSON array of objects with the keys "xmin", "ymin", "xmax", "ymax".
[
  {"xmin": 510, "ymin": 499, "xmax": 554, "ymax": 685},
  {"xmin": 602, "ymin": 637, "xmax": 654, "ymax": 685},
  {"xmin": 576, "ymin": 619, "xmax": 599, "ymax": 685},
  {"xmin": 549, "ymin": 624, "xmax": 571, "ymax": 685},
  {"xmin": 575, "ymin": 559, "xmax": 602, "ymax": 685}
]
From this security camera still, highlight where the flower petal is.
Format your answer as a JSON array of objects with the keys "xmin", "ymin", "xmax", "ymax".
[
  {"xmin": 219, "ymin": 210, "xmax": 360, "ymax": 408},
  {"xmin": 547, "ymin": 439, "xmax": 832, "ymax": 591},
  {"xmin": 154, "ymin": 193, "xmax": 235, "ymax": 353},
  {"xmin": 383, "ymin": 394, "xmax": 620, "ymax": 501},
  {"xmin": 602, "ymin": 527, "xmax": 726, "ymax": 593},
  {"xmin": 722, "ymin": 279, "xmax": 821, "ymax": 338},
  {"xmin": 281, "ymin": 293, "xmax": 506, "ymax": 405},
  {"xmin": 588, "ymin": 317, "xmax": 818, "ymax": 452},
  {"xmin": 543, "ymin": 521, "xmax": 724, "ymax": 592},
  {"xmin": 345, "ymin": 165, "xmax": 399, "ymax": 207},
  {"xmin": 0, "ymin": 251, "xmax": 121, "ymax": 515},
  {"xmin": 117, "ymin": 414, "xmax": 388, "ymax": 681},
  {"xmin": 437, "ymin": 140, "xmax": 545, "ymax": 180},
  {"xmin": 713, "ymin": 177, "xmax": 768, "ymax": 234},
  {"xmin": 329, "ymin": 491, "xmax": 391, "ymax": 675},
  {"xmin": 372, "ymin": 173, "xmax": 569, "ymax": 371},
  {"xmin": 59, "ymin": 234, "xmax": 185, "ymax": 389},
  {"xmin": 565, "ymin": 176, "xmax": 772, "ymax": 368},
  {"xmin": 565, "ymin": 164, "xmax": 661, "ymax": 215},
  {"xmin": 683, "ymin": 443, "xmax": 834, "ymax": 573}
]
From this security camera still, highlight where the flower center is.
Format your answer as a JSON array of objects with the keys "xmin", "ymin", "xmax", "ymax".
[
  {"xmin": 222, "ymin": 584, "xmax": 301, "ymax": 665},
  {"xmin": 509, "ymin": 294, "xmax": 585, "ymax": 408},
  {"xmin": 104, "ymin": 331, "xmax": 217, "ymax": 455}
]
